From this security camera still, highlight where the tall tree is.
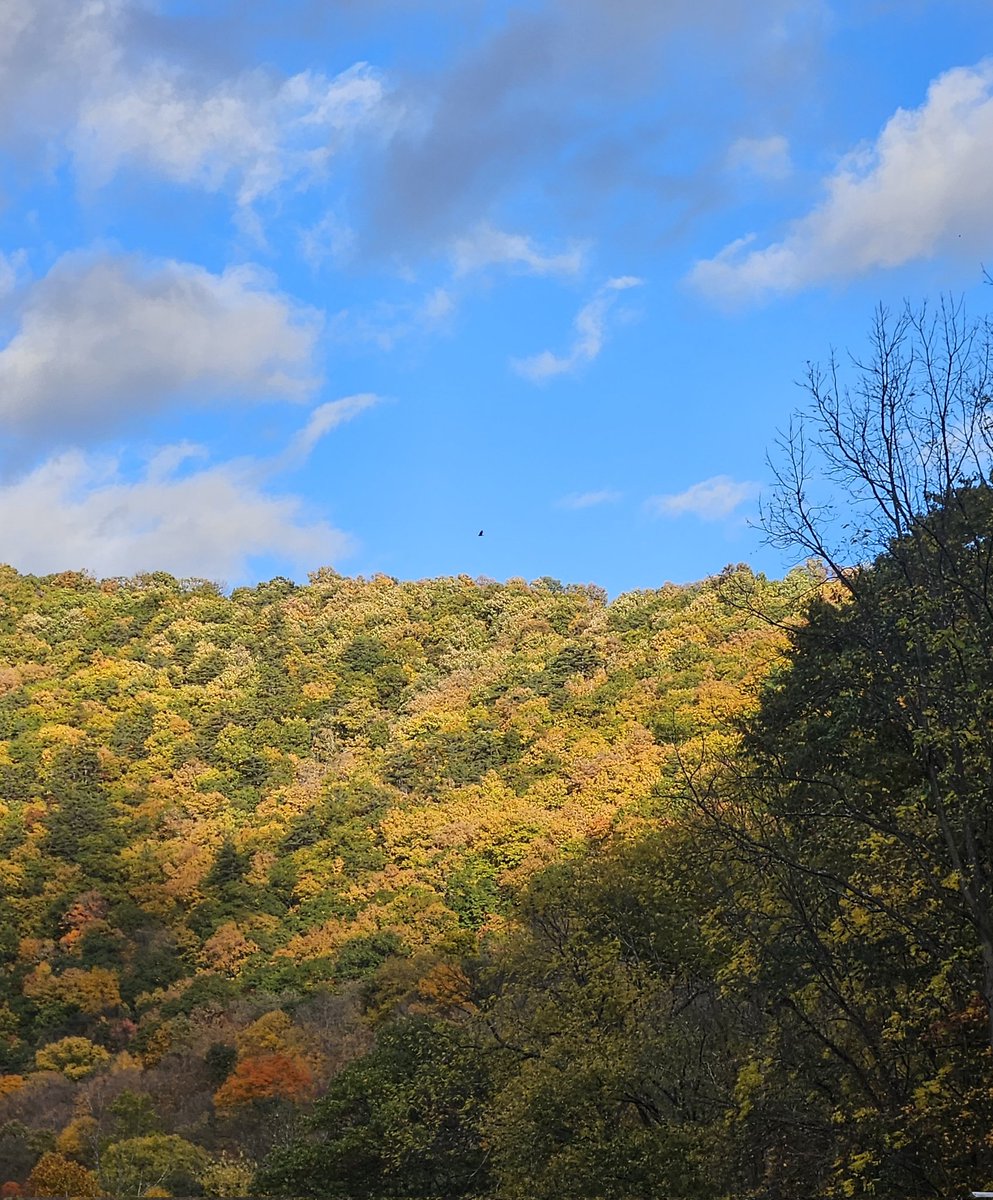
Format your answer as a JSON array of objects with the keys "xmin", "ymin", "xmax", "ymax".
[
  {"xmin": 762, "ymin": 299, "xmax": 993, "ymax": 1046},
  {"xmin": 686, "ymin": 299, "xmax": 993, "ymax": 1196}
]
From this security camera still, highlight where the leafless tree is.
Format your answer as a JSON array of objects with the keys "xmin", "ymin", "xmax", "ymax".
[
  {"xmin": 760, "ymin": 296, "xmax": 993, "ymax": 1048},
  {"xmin": 764, "ymin": 298, "xmax": 993, "ymax": 576}
]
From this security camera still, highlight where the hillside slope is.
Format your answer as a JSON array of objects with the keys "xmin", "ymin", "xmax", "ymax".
[{"xmin": 0, "ymin": 564, "xmax": 810, "ymax": 1188}]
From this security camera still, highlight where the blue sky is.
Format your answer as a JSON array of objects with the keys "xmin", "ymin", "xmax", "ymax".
[{"xmin": 2, "ymin": 0, "xmax": 993, "ymax": 593}]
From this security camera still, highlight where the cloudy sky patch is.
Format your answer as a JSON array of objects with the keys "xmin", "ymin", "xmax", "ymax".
[{"xmin": 0, "ymin": 1, "xmax": 990, "ymax": 588}]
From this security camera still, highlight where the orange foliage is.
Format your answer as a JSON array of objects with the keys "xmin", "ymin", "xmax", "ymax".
[
  {"xmin": 412, "ymin": 962, "xmax": 474, "ymax": 1016},
  {"xmin": 58, "ymin": 891, "xmax": 109, "ymax": 952},
  {"xmin": 213, "ymin": 1052, "xmax": 314, "ymax": 1110}
]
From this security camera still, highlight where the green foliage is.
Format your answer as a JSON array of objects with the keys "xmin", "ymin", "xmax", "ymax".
[
  {"xmin": 0, "ymin": 1121, "xmax": 38, "ymax": 1183},
  {"xmin": 41, "ymin": 743, "xmax": 122, "ymax": 875},
  {"xmin": 159, "ymin": 974, "xmax": 238, "ymax": 1019},
  {"xmin": 693, "ymin": 488, "xmax": 993, "ymax": 1196},
  {"xmin": 476, "ymin": 832, "xmax": 725, "ymax": 1200},
  {"xmin": 333, "ymin": 932, "xmax": 406, "ymax": 981},
  {"xmin": 256, "ymin": 1017, "xmax": 490, "ymax": 1198},
  {"xmin": 99, "ymin": 1133, "xmax": 210, "ymax": 1197},
  {"xmin": 108, "ymin": 1091, "xmax": 161, "ymax": 1141},
  {"xmin": 204, "ymin": 1042, "xmax": 238, "ymax": 1086},
  {"xmin": 205, "ymin": 837, "xmax": 250, "ymax": 890},
  {"xmin": 444, "ymin": 858, "xmax": 501, "ymax": 929}
]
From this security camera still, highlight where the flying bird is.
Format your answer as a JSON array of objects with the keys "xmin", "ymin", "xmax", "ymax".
[{"xmin": 478, "ymin": 530, "xmax": 484, "ymax": 537}]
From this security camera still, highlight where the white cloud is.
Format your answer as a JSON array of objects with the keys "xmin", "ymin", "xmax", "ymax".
[
  {"xmin": 76, "ymin": 62, "xmax": 386, "ymax": 219},
  {"xmin": 451, "ymin": 224, "xmax": 587, "ymax": 277},
  {"xmin": 513, "ymin": 275, "xmax": 643, "ymax": 382},
  {"xmin": 647, "ymin": 475, "xmax": 760, "ymax": 519},
  {"xmin": 0, "ymin": 398, "xmax": 374, "ymax": 581},
  {"xmin": 0, "ymin": 447, "xmax": 351, "ymax": 582},
  {"xmin": 558, "ymin": 488, "xmax": 621, "ymax": 509},
  {"xmin": 0, "ymin": 252, "xmax": 321, "ymax": 445},
  {"xmin": 0, "ymin": 0, "xmax": 388, "ymax": 227},
  {"xmin": 726, "ymin": 134, "xmax": 792, "ymax": 180},
  {"xmin": 692, "ymin": 60, "xmax": 993, "ymax": 302}
]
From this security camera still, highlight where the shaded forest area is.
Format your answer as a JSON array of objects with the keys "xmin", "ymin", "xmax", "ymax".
[{"xmin": 6, "ymin": 303, "xmax": 993, "ymax": 1198}]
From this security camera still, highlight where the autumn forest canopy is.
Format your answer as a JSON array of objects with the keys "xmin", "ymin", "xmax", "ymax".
[{"xmin": 6, "ymin": 303, "xmax": 993, "ymax": 1199}]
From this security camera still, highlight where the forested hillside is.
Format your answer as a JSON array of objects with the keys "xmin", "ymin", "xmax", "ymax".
[
  {"xmin": 6, "ymin": 297, "xmax": 993, "ymax": 1199},
  {"xmin": 0, "ymin": 564, "xmax": 809, "ymax": 1195}
]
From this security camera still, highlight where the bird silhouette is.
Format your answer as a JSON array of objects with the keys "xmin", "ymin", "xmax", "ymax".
[{"xmin": 478, "ymin": 530, "xmax": 484, "ymax": 537}]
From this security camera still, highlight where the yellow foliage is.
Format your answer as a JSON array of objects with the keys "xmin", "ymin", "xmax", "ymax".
[
  {"xmin": 236, "ymin": 1010, "xmax": 308, "ymax": 1060},
  {"xmin": 111, "ymin": 1050, "xmax": 144, "ymax": 1073},
  {"xmin": 0, "ymin": 859, "xmax": 24, "ymax": 893},
  {"xmin": 27, "ymin": 1152, "xmax": 101, "ymax": 1198},
  {"xmin": 23, "ymin": 964, "xmax": 121, "ymax": 1016},
  {"xmin": 246, "ymin": 848, "xmax": 276, "ymax": 885},
  {"xmin": 36, "ymin": 724, "xmax": 87, "ymax": 756},
  {"xmin": 56, "ymin": 1115, "xmax": 98, "ymax": 1163},
  {"xmin": 34, "ymin": 1036, "xmax": 111, "ymax": 1080},
  {"xmin": 200, "ymin": 1154, "xmax": 255, "ymax": 1197},
  {"xmin": 134, "ymin": 1022, "xmax": 174, "ymax": 1067},
  {"xmin": 201, "ymin": 923, "xmax": 259, "ymax": 975},
  {"xmin": 17, "ymin": 937, "xmax": 54, "ymax": 965}
]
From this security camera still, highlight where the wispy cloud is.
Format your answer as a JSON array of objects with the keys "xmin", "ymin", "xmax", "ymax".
[
  {"xmin": 281, "ymin": 393, "xmax": 380, "ymax": 466},
  {"xmin": 299, "ymin": 212, "xmax": 357, "ymax": 271},
  {"xmin": 726, "ymin": 134, "xmax": 792, "ymax": 180},
  {"xmin": 451, "ymin": 224, "xmax": 587, "ymax": 278},
  {"xmin": 691, "ymin": 60, "xmax": 993, "ymax": 303},
  {"xmin": 647, "ymin": 475, "xmax": 760, "ymax": 520},
  {"xmin": 513, "ymin": 276, "xmax": 643, "ymax": 382},
  {"xmin": 557, "ymin": 488, "xmax": 621, "ymax": 509},
  {"xmin": 0, "ymin": 250, "xmax": 28, "ymax": 298},
  {"xmin": 329, "ymin": 286, "xmax": 456, "ymax": 351}
]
